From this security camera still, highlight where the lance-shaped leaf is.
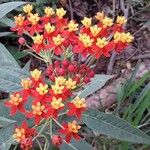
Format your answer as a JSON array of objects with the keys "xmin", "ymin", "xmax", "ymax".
[
  {"xmin": 0, "ymin": 117, "xmax": 16, "ymax": 150},
  {"xmin": 82, "ymin": 109, "xmax": 150, "ymax": 144},
  {"xmin": 78, "ymin": 74, "xmax": 113, "ymax": 98},
  {"xmin": 61, "ymin": 139, "xmax": 93, "ymax": 150},
  {"xmin": 0, "ymin": 43, "xmax": 29, "ymax": 92},
  {"xmin": 0, "ymin": 1, "xmax": 27, "ymax": 19}
]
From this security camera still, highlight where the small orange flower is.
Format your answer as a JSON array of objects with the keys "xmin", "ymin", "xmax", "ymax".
[
  {"xmin": 67, "ymin": 97, "xmax": 86, "ymax": 118},
  {"xmin": 47, "ymin": 97, "xmax": 64, "ymax": 118},
  {"xmin": 4, "ymin": 93, "xmax": 25, "ymax": 115},
  {"xmin": 59, "ymin": 120, "xmax": 81, "ymax": 143},
  {"xmin": 26, "ymin": 102, "xmax": 47, "ymax": 124}
]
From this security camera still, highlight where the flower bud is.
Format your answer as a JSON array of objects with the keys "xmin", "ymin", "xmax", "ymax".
[
  {"xmin": 52, "ymin": 135, "xmax": 62, "ymax": 147},
  {"xmin": 88, "ymin": 70, "xmax": 95, "ymax": 78},
  {"xmin": 18, "ymin": 37, "xmax": 26, "ymax": 45},
  {"xmin": 62, "ymin": 59, "xmax": 69, "ymax": 67},
  {"xmin": 67, "ymin": 64, "xmax": 75, "ymax": 72},
  {"xmin": 84, "ymin": 77, "xmax": 90, "ymax": 83},
  {"xmin": 20, "ymin": 138, "xmax": 32, "ymax": 150},
  {"xmin": 58, "ymin": 68, "xmax": 66, "ymax": 76}
]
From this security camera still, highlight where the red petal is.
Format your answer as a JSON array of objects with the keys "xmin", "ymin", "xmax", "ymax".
[
  {"xmin": 73, "ymin": 133, "xmax": 81, "ymax": 140},
  {"xmin": 65, "ymin": 133, "xmax": 72, "ymax": 143}
]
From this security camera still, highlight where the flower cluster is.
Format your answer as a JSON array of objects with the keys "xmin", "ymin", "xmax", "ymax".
[
  {"xmin": 5, "ymin": 66, "xmax": 93, "ymax": 148},
  {"xmin": 12, "ymin": 4, "xmax": 133, "ymax": 59}
]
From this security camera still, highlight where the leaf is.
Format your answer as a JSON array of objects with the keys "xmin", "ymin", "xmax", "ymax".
[
  {"xmin": 0, "ymin": 117, "xmax": 16, "ymax": 150},
  {"xmin": 0, "ymin": 1, "xmax": 27, "ymax": 19},
  {"xmin": 0, "ymin": 32, "xmax": 13, "ymax": 37},
  {"xmin": 0, "ymin": 43, "xmax": 19, "ymax": 68},
  {"xmin": 78, "ymin": 74, "xmax": 113, "ymax": 98},
  {"xmin": 82, "ymin": 109, "xmax": 150, "ymax": 144},
  {"xmin": 0, "ymin": 65, "xmax": 29, "ymax": 92},
  {"xmin": 0, "ymin": 43, "xmax": 29, "ymax": 92},
  {"xmin": 22, "ymin": 60, "xmax": 31, "ymax": 71},
  {"xmin": 0, "ymin": 17, "xmax": 14, "ymax": 27},
  {"xmin": 61, "ymin": 140, "xmax": 93, "ymax": 150}
]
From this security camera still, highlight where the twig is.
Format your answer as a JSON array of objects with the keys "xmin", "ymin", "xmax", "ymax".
[
  {"xmin": 68, "ymin": 0, "xmax": 74, "ymax": 20},
  {"xmin": 107, "ymin": 52, "xmax": 116, "ymax": 74},
  {"xmin": 131, "ymin": 54, "xmax": 150, "ymax": 60}
]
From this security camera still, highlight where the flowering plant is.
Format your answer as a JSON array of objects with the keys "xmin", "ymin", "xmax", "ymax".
[{"xmin": 2, "ymin": 3, "xmax": 149, "ymax": 150}]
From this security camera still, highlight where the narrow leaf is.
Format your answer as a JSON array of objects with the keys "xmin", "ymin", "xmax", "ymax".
[
  {"xmin": 78, "ymin": 74, "xmax": 113, "ymax": 98},
  {"xmin": 0, "ymin": 1, "xmax": 27, "ymax": 19},
  {"xmin": 61, "ymin": 140, "xmax": 93, "ymax": 150},
  {"xmin": 82, "ymin": 109, "xmax": 150, "ymax": 144}
]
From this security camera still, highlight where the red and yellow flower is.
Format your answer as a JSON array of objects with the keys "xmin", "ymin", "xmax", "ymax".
[
  {"xmin": 26, "ymin": 102, "xmax": 47, "ymax": 124},
  {"xmin": 59, "ymin": 120, "xmax": 81, "ymax": 143},
  {"xmin": 5, "ymin": 92, "xmax": 25, "ymax": 115},
  {"xmin": 67, "ymin": 97, "xmax": 86, "ymax": 118},
  {"xmin": 47, "ymin": 97, "xmax": 64, "ymax": 118}
]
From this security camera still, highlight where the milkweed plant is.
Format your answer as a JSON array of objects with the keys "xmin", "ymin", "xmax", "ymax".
[{"xmin": 4, "ymin": 4, "xmax": 134, "ymax": 150}]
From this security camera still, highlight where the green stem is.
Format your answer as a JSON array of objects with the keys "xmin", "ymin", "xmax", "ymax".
[
  {"xmin": 35, "ymin": 139, "xmax": 43, "ymax": 150},
  {"xmin": 33, "ymin": 119, "xmax": 49, "ymax": 141},
  {"xmin": 49, "ymin": 119, "xmax": 53, "ymax": 138},
  {"xmin": 53, "ymin": 118, "xmax": 64, "ymax": 129}
]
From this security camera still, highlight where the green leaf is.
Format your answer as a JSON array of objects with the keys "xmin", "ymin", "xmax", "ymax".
[
  {"xmin": 0, "ymin": 117, "xmax": 16, "ymax": 150},
  {"xmin": 0, "ymin": 1, "xmax": 27, "ymax": 19},
  {"xmin": 0, "ymin": 66, "xmax": 29, "ymax": 92},
  {"xmin": 0, "ymin": 43, "xmax": 19, "ymax": 68},
  {"xmin": 78, "ymin": 74, "xmax": 113, "ymax": 98},
  {"xmin": 0, "ymin": 17, "xmax": 14, "ymax": 27},
  {"xmin": 82, "ymin": 109, "xmax": 150, "ymax": 144},
  {"xmin": 0, "ymin": 43, "xmax": 29, "ymax": 92},
  {"xmin": 61, "ymin": 140, "xmax": 93, "ymax": 150},
  {"xmin": 0, "ymin": 32, "xmax": 13, "ymax": 37}
]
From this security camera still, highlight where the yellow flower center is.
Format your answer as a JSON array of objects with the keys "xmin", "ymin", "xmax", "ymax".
[
  {"xmin": 95, "ymin": 12, "xmax": 104, "ymax": 21},
  {"xmin": 45, "ymin": 23, "xmax": 55, "ymax": 33},
  {"xmin": 13, "ymin": 128, "xmax": 25, "ymax": 142},
  {"xmin": 90, "ymin": 25, "xmax": 101, "ymax": 37},
  {"xmin": 33, "ymin": 34, "xmax": 43, "ymax": 45},
  {"xmin": 72, "ymin": 97, "xmax": 86, "ymax": 108},
  {"xmin": 51, "ymin": 97, "xmax": 64, "ymax": 109},
  {"xmin": 68, "ymin": 20, "xmax": 78, "ymax": 32},
  {"xmin": 51, "ymin": 84, "xmax": 64, "ymax": 94},
  {"xmin": 14, "ymin": 14, "xmax": 25, "ymax": 26},
  {"xmin": 36, "ymin": 83, "xmax": 48, "ymax": 95},
  {"xmin": 102, "ymin": 16, "xmax": 113, "ymax": 28},
  {"xmin": 79, "ymin": 33, "xmax": 94, "ymax": 47},
  {"xmin": 9, "ymin": 93, "xmax": 22, "ymax": 106},
  {"xmin": 96, "ymin": 37, "xmax": 108, "ymax": 48},
  {"xmin": 31, "ymin": 69, "xmax": 42, "ymax": 81},
  {"xmin": 81, "ymin": 17, "xmax": 92, "ymax": 28},
  {"xmin": 65, "ymin": 78, "xmax": 76, "ymax": 90},
  {"xmin": 114, "ymin": 32, "xmax": 134, "ymax": 43},
  {"xmin": 55, "ymin": 76, "xmax": 66, "ymax": 86},
  {"xmin": 68, "ymin": 121, "xmax": 81, "ymax": 133},
  {"xmin": 44, "ymin": 7, "xmax": 55, "ymax": 17},
  {"xmin": 23, "ymin": 4, "xmax": 33, "ymax": 14},
  {"xmin": 116, "ymin": 16, "xmax": 127, "ymax": 25},
  {"xmin": 21, "ymin": 78, "xmax": 32, "ymax": 90},
  {"xmin": 32, "ymin": 102, "xmax": 45, "ymax": 115},
  {"xmin": 28, "ymin": 13, "xmax": 40, "ymax": 25},
  {"xmin": 56, "ymin": 8, "xmax": 66, "ymax": 19},
  {"xmin": 52, "ymin": 34, "xmax": 64, "ymax": 46}
]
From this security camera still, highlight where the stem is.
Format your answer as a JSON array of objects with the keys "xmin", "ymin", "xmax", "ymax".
[
  {"xmin": 33, "ymin": 119, "xmax": 49, "ymax": 141},
  {"xmin": 53, "ymin": 118, "xmax": 64, "ymax": 129},
  {"xmin": 35, "ymin": 139, "xmax": 43, "ymax": 150},
  {"xmin": 58, "ymin": 110, "xmax": 68, "ymax": 116},
  {"xmin": 49, "ymin": 119, "xmax": 53, "ymax": 138},
  {"xmin": 25, "ymin": 51, "xmax": 45, "ymax": 62}
]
